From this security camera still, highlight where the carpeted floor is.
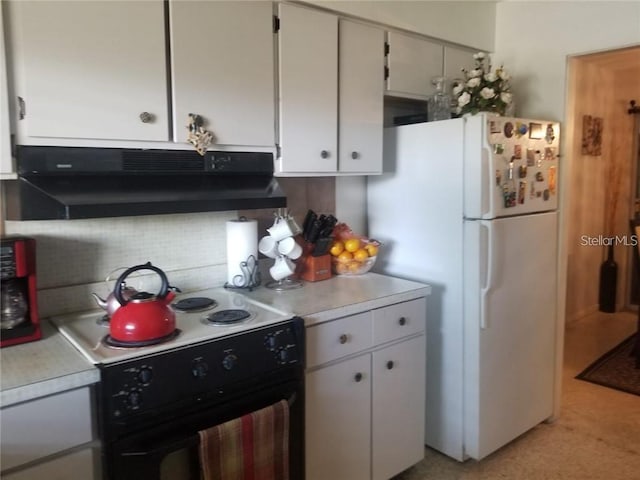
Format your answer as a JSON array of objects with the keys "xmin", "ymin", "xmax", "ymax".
[{"xmin": 576, "ymin": 334, "xmax": 640, "ymax": 396}]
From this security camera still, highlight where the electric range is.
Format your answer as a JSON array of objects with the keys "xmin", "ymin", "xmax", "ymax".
[{"xmin": 51, "ymin": 287, "xmax": 295, "ymax": 365}]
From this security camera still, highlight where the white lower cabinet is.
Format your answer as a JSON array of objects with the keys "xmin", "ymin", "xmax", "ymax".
[
  {"xmin": 306, "ymin": 354, "xmax": 372, "ymax": 480},
  {"xmin": 305, "ymin": 298, "xmax": 427, "ymax": 480},
  {"xmin": 0, "ymin": 386, "xmax": 98, "ymax": 479},
  {"xmin": 372, "ymin": 336, "xmax": 426, "ymax": 480}
]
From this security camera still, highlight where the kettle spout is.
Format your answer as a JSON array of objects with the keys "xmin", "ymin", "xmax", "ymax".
[{"xmin": 91, "ymin": 292, "xmax": 108, "ymax": 310}]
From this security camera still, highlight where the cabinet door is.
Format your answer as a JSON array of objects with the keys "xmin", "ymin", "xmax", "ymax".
[
  {"xmin": 338, "ymin": 20, "xmax": 384, "ymax": 174},
  {"xmin": 278, "ymin": 3, "xmax": 338, "ymax": 173},
  {"xmin": 444, "ymin": 46, "xmax": 475, "ymax": 82},
  {"xmin": 306, "ymin": 354, "xmax": 371, "ymax": 480},
  {"xmin": 0, "ymin": 387, "xmax": 93, "ymax": 471},
  {"xmin": 386, "ymin": 31, "xmax": 443, "ymax": 99},
  {"xmin": 0, "ymin": 4, "xmax": 13, "ymax": 176},
  {"xmin": 170, "ymin": 1, "xmax": 275, "ymax": 148},
  {"xmin": 372, "ymin": 336, "xmax": 426, "ymax": 480},
  {"xmin": 9, "ymin": 0, "xmax": 168, "ymax": 142}
]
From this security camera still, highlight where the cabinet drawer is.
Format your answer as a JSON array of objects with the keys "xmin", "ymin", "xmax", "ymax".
[
  {"xmin": 2, "ymin": 447, "xmax": 96, "ymax": 480},
  {"xmin": 306, "ymin": 311, "xmax": 373, "ymax": 368},
  {"xmin": 372, "ymin": 298, "xmax": 426, "ymax": 345},
  {"xmin": 0, "ymin": 387, "xmax": 93, "ymax": 471}
]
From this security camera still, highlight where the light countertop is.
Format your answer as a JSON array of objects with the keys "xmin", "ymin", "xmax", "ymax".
[
  {"xmin": 242, "ymin": 272, "xmax": 431, "ymax": 326},
  {"xmin": 0, "ymin": 321, "xmax": 99, "ymax": 408},
  {"xmin": 1, "ymin": 272, "xmax": 430, "ymax": 407}
]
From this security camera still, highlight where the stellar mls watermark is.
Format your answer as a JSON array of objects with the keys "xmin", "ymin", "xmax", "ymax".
[{"xmin": 580, "ymin": 235, "xmax": 638, "ymax": 247}]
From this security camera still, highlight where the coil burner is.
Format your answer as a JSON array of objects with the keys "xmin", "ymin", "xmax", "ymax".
[
  {"xmin": 172, "ymin": 297, "xmax": 217, "ymax": 313},
  {"xmin": 204, "ymin": 309, "xmax": 252, "ymax": 326},
  {"xmin": 102, "ymin": 329, "xmax": 181, "ymax": 349}
]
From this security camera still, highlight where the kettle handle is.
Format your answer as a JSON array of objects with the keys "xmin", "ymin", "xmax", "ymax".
[{"xmin": 113, "ymin": 262, "xmax": 170, "ymax": 306}]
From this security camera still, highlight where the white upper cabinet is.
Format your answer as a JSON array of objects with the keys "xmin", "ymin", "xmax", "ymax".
[
  {"xmin": 338, "ymin": 20, "xmax": 384, "ymax": 174},
  {"xmin": 169, "ymin": 1, "xmax": 275, "ymax": 148},
  {"xmin": 444, "ymin": 45, "xmax": 476, "ymax": 82},
  {"xmin": 0, "ymin": 4, "xmax": 14, "ymax": 177},
  {"xmin": 7, "ymin": 0, "xmax": 169, "ymax": 143},
  {"xmin": 385, "ymin": 31, "xmax": 444, "ymax": 99},
  {"xmin": 277, "ymin": 3, "xmax": 338, "ymax": 173},
  {"xmin": 277, "ymin": 5, "xmax": 383, "ymax": 175}
]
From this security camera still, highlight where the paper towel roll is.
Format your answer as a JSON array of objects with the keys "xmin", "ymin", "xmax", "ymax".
[{"xmin": 226, "ymin": 218, "xmax": 258, "ymax": 285}]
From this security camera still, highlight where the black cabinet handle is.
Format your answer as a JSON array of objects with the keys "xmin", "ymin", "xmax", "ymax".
[
  {"xmin": 398, "ymin": 317, "xmax": 407, "ymax": 326},
  {"xmin": 351, "ymin": 151, "xmax": 359, "ymax": 160},
  {"xmin": 339, "ymin": 334, "xmax": 348, "ymax": 344},
  {"xmin": 386, "ymin": 361, "xmax": 394, "ymax": 370},
  {"xmin": 321, "ymin": 150, "xmax": 330, "ymax": 159},
  {"xmin": 354, "ymin": 372, "xmax": 363, "ymax": 382}
]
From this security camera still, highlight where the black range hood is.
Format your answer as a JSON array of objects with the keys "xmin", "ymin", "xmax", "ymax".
[{"xmin": 4, "ymin": 146, "xmax": 287, "ymax": 220}]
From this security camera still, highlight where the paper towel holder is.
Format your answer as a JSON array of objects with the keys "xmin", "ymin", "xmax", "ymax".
[{"xmin": 224, "ymin": 254, "xmax": 261, "ymax": 291}]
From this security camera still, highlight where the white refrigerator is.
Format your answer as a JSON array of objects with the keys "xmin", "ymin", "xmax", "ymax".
[{"xmin": 367, "ymin": 114, "xmax": 560, "ymax": 461}]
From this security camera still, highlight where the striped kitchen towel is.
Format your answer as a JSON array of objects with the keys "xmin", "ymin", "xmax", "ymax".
[{"xmin": 198, "ymin": 399, "xmax": 290, "ymax": 480}]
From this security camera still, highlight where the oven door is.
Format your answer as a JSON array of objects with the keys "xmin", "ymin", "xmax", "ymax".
[{"xmin": 103, "ymin": 378, "xmax": 304, "ymax": 480}]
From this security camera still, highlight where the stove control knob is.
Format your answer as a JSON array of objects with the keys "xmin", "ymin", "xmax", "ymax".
[
  {"xmin": 264, "ymin": 334, "xmax": 278, "ymax": 351},
  {"xmin": 137, "ymin": 367, "xmax": 153, "ymax": 385},
  {"xmin": 126, "ymin": 390, "xmax": 142, "ymax": 409},
  {"xmin": 192, "ymin": 359, "xmax": 209, "ymax": 379},
  {"xmin": 277, "ymin": 348, "xmax": 289, "ymax": 364},
  {"xmin": 222, "ymin": 353, "xmax": 238, "ymax": 371}
]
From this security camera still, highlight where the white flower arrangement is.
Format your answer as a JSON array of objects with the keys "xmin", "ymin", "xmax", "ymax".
[{"xmin": 453, "ymin": 52, "xmax": 513, "ymax": 116}]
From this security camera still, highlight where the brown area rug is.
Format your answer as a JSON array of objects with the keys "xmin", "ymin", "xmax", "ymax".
[{"xmin": 576, "ymin": 334, "xmax": 640, "ymax": 396}]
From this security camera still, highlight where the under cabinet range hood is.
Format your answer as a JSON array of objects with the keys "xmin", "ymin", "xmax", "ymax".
[{"xmin": 4, "ymin": 147, "xmax": 287, "ymax": 220}]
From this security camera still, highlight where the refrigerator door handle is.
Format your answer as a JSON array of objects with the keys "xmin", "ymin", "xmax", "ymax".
[
  {"xmin": 481, "ymin": 146, "xmax": 493, "ymax": 218},
  {"xmin": 480, "ymin": 220, "xmax": 494, "ymax": 329}
]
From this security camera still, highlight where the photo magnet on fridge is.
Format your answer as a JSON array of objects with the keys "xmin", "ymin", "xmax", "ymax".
[{"xmin": 514, "ymin": 144, "xmax": 522, "ymax": 159}]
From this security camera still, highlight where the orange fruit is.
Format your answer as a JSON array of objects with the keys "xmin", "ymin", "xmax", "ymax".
[
  {"xmin": 353, "ymin": 249, "xmax": 369, "ymax": 262},
  {"xmin": 344, "ymin": 238, "xmax": 361, "ymax": 253},
  {"xmin": 365, "ymin": 244, "xmax": 378, "ymax": 257},
  {"xmin": 348, "ymin": 261, "xmax": 362, "ymax": 272},
  {"xmin": 337, "ymin": 251, "xmax": 353, "ymax": 263},
  {"xmin": 335, "ymin": 262, "xmax": 349, "ymax": 274},
  {"xmin": 329, "ymin": 241, "xmax": 344, "ymax": 257}
]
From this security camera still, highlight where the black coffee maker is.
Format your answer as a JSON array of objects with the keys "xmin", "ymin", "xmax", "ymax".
[{"xmin": 1, "ymin": 236, "xmax": 41, "ymax": 347}]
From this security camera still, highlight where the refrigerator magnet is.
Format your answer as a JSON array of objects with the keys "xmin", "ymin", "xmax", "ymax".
[
  {"xmin": 549, "ymin": 166, "xmax": 557, "ymax": 194},
  {"xmin": 502, "ymin": 183, "xmax": 516, "ymax": 208},
  {"xmin": 544, "ymin": 147, "xmax": 555, "ymax": 160},
  {"xmin": 494, "ymin": 143, "xmax": 505, "ymax": 154},
  {"xmin": 514, "ymin": 144, "xmax": 522, "ymax": 159},
  {"xmin": 528, "ymin": 123, "xmax": 544, "ymax": 139},
  {"xmin": 535, "ymin": 171, "xmax": 545, "ymax": 182},
  {"xmin": 543, "ymin": 189, "xmax": 550, "ymax": 201},
  {"xmin": 518, "ymin": 181, "xmax": 526, "ymax": 204},
  {"xmin": 515, "ymin": 122, "xmax": 528, "ymax": 137},
  {"xmin": 490, "ymin": 120, "xmax": 502, "ymax": 134},
  {"xmin": 518, "ymin": 165, "xmax": 527, "ymax": 178},
  {"xmin": 526, "ymin": 148, "xmax": 536, "ymax": 166},
  {"xmin": 504, "ymin": 122, "xmax": 514, "ymax": 138},
  {"xmin": 496, "ymin": 169, "xmax": 502, "ymax": 186},
  {"xmin": 530, "ymin": 181, "xmax": 536, "ymax": 199},
  {"xmin": 545, "ymin": 124, "xmax": 556, "ymax": 143}
]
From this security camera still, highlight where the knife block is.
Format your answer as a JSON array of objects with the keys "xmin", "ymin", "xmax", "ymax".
[{"xmin": 298, "ymin": 252, "xmax": 332, "ymax": 282}]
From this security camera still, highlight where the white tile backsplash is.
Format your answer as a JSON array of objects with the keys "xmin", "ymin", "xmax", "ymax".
[{"xmin": 4, "ymin": 211, "xmax": 240, "ymax": 315}]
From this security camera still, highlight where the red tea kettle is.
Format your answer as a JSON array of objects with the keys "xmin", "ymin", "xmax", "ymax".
[{"xmin": 109, "ymin": 262, "xmax": 177, "ymax": 343}]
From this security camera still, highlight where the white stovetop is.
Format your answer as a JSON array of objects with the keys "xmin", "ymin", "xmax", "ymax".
[{"xmin": 51, "ymin": 287, "xmax": 294, "ymax": 365}]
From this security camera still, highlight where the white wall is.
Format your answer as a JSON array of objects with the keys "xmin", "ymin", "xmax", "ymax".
[
  {"xmin": 494, "ymin": 1, "xmax": 640, "ymax": 122},
  {"xmin": 309, "ymin": 1, "xmax": 497, "ymax": 50}
]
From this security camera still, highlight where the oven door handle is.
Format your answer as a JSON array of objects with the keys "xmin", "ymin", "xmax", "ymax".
[
  {"xmin": 122, "ymin": 434, "xmax": 200, "ymax": 458},
  {"xmin": 122, "ymin": 393, "xmax": 298, "ymax": 458}
]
